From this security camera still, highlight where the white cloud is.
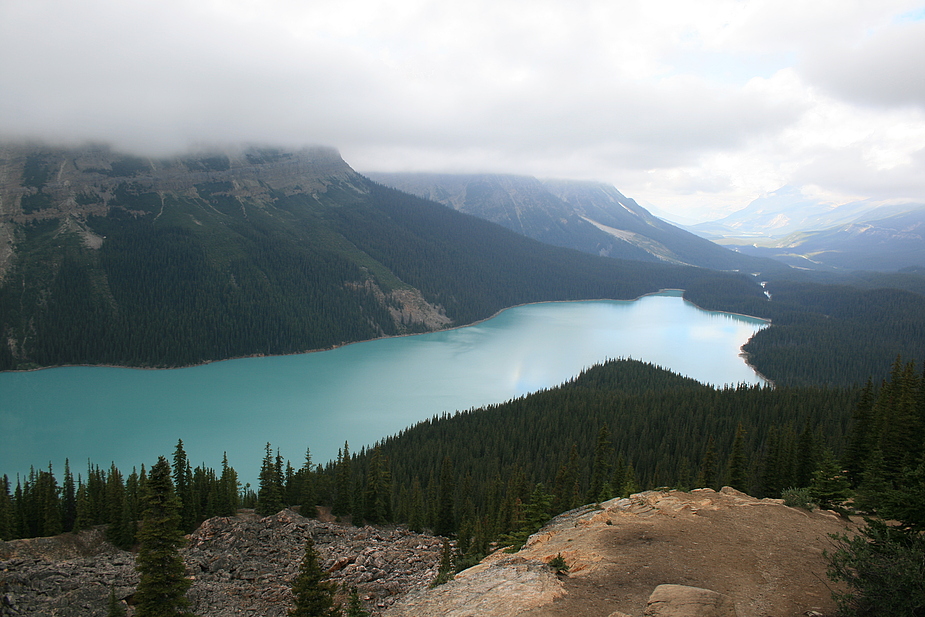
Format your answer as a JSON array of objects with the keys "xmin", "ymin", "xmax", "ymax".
[{"xmin": 1, "ymin": 0, "xmax": 923, "ymax": 221}]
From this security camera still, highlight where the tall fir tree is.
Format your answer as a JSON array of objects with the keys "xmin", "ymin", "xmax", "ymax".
[
  {"xmin": 300, "ymin": 448, "xmax": 317, "ymax": 519},
  {"xmin": 134, "ymin": 456, "xmax": 194, "ymax": 617},
  {"xmin": 257, "ymin": 443, "xmax": 285, "ymax": 516}
]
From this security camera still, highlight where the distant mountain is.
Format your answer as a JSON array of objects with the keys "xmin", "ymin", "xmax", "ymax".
[
  {"xmin": 688, "ymin": 186, "xmax": 919, "ymax": 240},
  {"xmin": 0, "ymin": 143, "xmax": 752, "ymax": 370},
  {"xmin": 724, "ymin": 207, "xmax": 925, "ymax": 271},
  {"xmin": 366, "ymin": 172, "xmax": 784, "ymax": 273}
]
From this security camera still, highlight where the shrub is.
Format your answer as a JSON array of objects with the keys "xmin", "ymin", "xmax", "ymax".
[{"xmin": 782, "ymin": 487, "xmax": 816, "ymax": 510}]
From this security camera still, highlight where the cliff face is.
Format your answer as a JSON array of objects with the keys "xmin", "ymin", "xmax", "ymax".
[{"xmin": 1, "ymin": 490, "xmax": 856, "ymax": 617}]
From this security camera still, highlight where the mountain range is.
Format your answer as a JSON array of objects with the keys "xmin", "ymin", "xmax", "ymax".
[
  {"xmin": 0, "ymin": 143, "xmax": 754, "ymax": 371},
  {"xmin": 686, "ymin": 186, "xmax": 925, "ymax": 272}
]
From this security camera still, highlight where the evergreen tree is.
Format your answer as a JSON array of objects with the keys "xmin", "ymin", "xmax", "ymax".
[
  {"xmin": 289, "ymin": 535, "xmax": 341, "ymax": 617},
  {"xmin": 363, "ymin": 446, "xmax": 391, "ymax": 524},
  {"xmin": 332, "ymin": 443, "xmax": 352, "ymax": 518},
  {"xmin": 134, "ymin": 456, "xmax": 194, "ymax": 617},
  {"xmin": 300, "ymin": 448, "xmax": 317, "ymax": 519},
  {"xmin": 434, "ymin": 456, "xmax": 456, "ymax": 537},
  {"xmin": 257, "ymin": 443, "xmax": 285, "ymax": 516},
  {"xmin": 726, "ymin": 424, "xmax": 749, "ymax": 492},
  {"xmin": 587, "ymin": 426, "xmax": 614, "ymax": 502},
  {"xmin": 345, "ymin": 588, "xmax": 369, "ymax": 617},
  {"xmin": 0, "ymin": 475, "xmax": 12, "ymax": 541},
  {"xmin": 62, "ymin": 459, "xmax": 77, "ymax": 533},
  {"xmin": 217, "ymin": 453, "xmax": 239, "ymax": 517},
  {"xmin": 809, "ymin": 448, "xmax": 851, "ymax": 512},
  {"xmin": 106, "ymin": 463, "xmax": 132, "ymax": 549},
  {"xmin": 107, "ymin": 586, "xmax": 127, "ymax": 617},
  {"xmin": 695, "ymin": 437, "xmax": 716, "ymax": 489},
  {"xmin": 407, "ymin": 478, "xmax": 425, "ymax": 533},
  {"xmin": 172, "ymin": 440, "xmax": 195, "ymax": 532},
  {"xmin": 795, "ymin": 423, "xmax": 817, "ymax": 487}
]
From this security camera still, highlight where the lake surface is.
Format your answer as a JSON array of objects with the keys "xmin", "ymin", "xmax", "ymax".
[{"xmin": 0, "ymin": 291, "xmax": 767, "ymax": 485}]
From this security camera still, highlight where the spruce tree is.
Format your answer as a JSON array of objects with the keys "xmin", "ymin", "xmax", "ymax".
[
  {"xmin": 134, "ymin": 456, "xmax": 194, "ymax": 617},
  {"xmin": 289, "ymin": 535, "xmax": 341, "ymax": 617}
]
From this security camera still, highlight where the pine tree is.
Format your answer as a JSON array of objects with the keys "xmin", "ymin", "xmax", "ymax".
[
  {"xmin": 289, "ymin": 535, "xmax": 341, "ymax": 617},
  {"xmin": 134, "ymin": 456, "xmax": 194, "ymax": 617}
]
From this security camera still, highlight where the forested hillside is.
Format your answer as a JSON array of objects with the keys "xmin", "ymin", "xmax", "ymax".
[
  {"xmin": 685, "ymin": 272, "xmax": 925, "ymax": 386},
  {"xmin": 0, "ymin": 144, "xmax": 746, "ymax": 371}
]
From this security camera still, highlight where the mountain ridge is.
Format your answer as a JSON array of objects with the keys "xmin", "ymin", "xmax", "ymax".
[
  {"xmin": 0, "ymin": 143, "xmax": 750, "ymax": 371},
  {"xmin": 365, "ymin": 172, "xmax": 787, "ymax": 273}
]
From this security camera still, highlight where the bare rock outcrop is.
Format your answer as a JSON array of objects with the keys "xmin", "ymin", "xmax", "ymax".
[
  {"xmin": 643, "ymin": 584, "xmax": 737, "ymax": 617},
  {"xmin": 387, "ymin": 488, "xmax": 855, "ymax": 617},
  {"xmin": 0, "ymin": 509, "xmax": 442, "ymax": 617}
]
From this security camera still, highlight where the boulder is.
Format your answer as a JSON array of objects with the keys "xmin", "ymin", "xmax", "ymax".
[{"xmin": 644, "ymin": 584, "xmax": 738, "ymax": 617}]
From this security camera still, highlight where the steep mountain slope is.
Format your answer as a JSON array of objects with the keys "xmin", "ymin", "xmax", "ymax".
[
  {"xmin": 365, "ymin": 172, "xmax": 785, "ymax": 272},
  {"xmin": 0, "ymin": 143, "xmax": 749, "ymax": 370}
]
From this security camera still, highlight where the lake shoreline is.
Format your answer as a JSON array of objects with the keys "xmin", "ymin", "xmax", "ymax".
[{"xmin": 3, "ymin": 288, "xmax": 771, "ymax": 375}]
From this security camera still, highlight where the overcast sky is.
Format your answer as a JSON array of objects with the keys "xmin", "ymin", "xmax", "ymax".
[{"xmin": 2, "ymin": 0, "xmax": 923, "ymax": 221}]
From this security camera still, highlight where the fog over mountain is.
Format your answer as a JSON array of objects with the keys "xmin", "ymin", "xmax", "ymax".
[{"xmin": 2, "ymin": 0, "xmax": 924, "ymax": 222}]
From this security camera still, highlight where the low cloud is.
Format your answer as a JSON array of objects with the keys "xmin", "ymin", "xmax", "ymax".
[{"xmin": 1, "ymin": 0, "xmax": 922, "ymax": 221}]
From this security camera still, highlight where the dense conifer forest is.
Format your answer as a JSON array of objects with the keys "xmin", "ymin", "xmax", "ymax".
[
  {"xmin": 3, "ymin": 356, "xmax": 923, "ymax": 613},
  {"xmin": 0, "ymin": 357, "xmax": 895, "ymax": 543}
]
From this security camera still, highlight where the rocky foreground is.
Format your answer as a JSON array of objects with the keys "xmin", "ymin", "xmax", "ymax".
[
  {"xmin": 1, "ymin": 489, "xmax": 857, "ymax": 617},
  {"xmin": 0, "ymin": 510, "xmax": 442, "ymax": 616}
]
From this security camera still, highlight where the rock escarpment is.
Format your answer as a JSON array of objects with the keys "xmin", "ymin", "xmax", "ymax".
[{"xmin": 0, "ymin": 509, "xmax": 442, "ymax": 617}]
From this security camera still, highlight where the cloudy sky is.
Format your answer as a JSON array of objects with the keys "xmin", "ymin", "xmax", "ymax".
[{"xmin": 2, "ymin": 0, "xmax": 924, "ymax": 221}]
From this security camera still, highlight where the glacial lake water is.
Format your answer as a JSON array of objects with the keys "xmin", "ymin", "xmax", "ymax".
[{"xmin": 0, "ymin": 291, "xmax": 768, "ymax": 485}]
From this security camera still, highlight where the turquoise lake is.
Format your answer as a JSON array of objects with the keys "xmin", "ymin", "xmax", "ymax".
[{"xmin": 0, "ymin": 291, "xmax": 768, "ymax": 485}]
